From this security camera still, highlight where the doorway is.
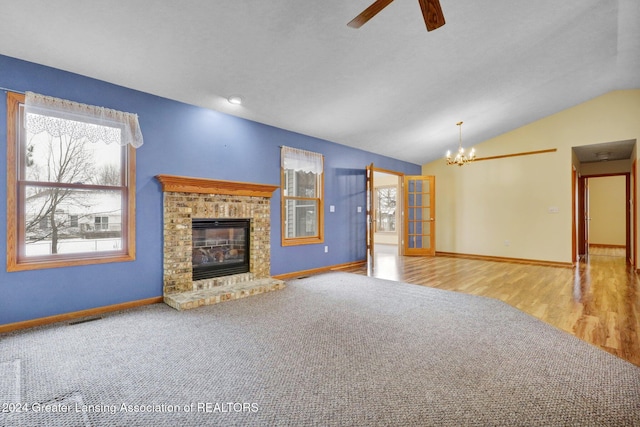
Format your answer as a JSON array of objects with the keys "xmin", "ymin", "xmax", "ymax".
[
  {"xmin": 367, "ymin": 167, "xmax": 403, "ymax": 266},
  {"xmin": 366, "ymin": 166, "xmax": 436, "ymax": 274},
  {"xmin": 373, "ymin": 170, "xmax": 402, "ymax": 251},
  {"xmin": 576, "ymin": 174, "xmax": 630, "ymax": 262},
  {"xmin": 572, "ymin": 140, "xmax": 635, "ymax": 265}
]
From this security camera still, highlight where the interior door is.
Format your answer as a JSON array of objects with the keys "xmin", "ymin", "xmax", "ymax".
[
  {"xmin": 403, "ymin": 175, "xmax": 435, "ymax": 256},
  {"xmin": 366, "ymin": 163, "xmax": 375, "ymax": 268}
]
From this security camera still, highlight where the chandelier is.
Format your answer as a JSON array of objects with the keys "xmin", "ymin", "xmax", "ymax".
[{"xmin": 446, "ymin": 121, "xmax": 476, "ymax": 166}]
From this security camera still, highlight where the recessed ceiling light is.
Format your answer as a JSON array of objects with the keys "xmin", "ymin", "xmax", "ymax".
[{"xmin": 227, "ymin": 95, "xmax": 243, "ymax": 105}]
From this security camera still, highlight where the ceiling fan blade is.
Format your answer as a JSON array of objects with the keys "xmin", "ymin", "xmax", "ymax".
[
  {"xmin": 347, "ymin": 0, "xmax": 395, "ymax": 28},
  {"xmin": 418, "ymin": 0, "xmax": 446, "ymax": 31}
]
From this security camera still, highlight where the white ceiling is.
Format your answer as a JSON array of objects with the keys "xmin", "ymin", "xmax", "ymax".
[{"xmin": 1, "ymin": 0, "xmax": 638, "ymax": 165}]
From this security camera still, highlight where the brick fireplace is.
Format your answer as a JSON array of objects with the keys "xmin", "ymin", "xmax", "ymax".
[{"xmin": 155, "ymin": 174, "xmax": 285, "ymax": 310}]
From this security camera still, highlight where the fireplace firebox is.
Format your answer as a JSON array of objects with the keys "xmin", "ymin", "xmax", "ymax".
[{"xmin": 192, "ymin": 218, "xmax": 250, "ymax": 281}]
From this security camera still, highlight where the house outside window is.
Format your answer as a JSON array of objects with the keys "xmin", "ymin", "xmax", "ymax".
[
  {"xmin": 281, "ymin": 146, "xmax": 324, "ymax": 246},
  {"xmin": 6, "ymin": 91, "xmax": 141, "ymax": 271}
]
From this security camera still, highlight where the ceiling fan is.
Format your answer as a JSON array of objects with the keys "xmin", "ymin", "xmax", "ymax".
[{"xmin": 348, "ymin": 0, "xmax": 445, "ymax": 31}]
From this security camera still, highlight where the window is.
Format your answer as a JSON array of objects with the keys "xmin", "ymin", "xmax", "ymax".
[
  {"xmin": 281, "ymin": 146, "xmax": 324, "ymax": 246},
  {"xmin": 95, "ymin": 216, "xmax": 109, "ymax": 231},
  {"xmin": 6, "ymin": 91, "xmax": 139, "ymax": 271},
  {"xmin": 375, "ymin": 186, "xmax": 397, "ymax": 232}
]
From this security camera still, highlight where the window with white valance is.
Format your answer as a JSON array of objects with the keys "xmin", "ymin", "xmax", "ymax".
[
  {"xmin": 280, "ymin": 146, "xmax": 324, "ymax": 246},
  {"xmin": 6, "ymin": 91, "xmax": 138, "ymax": 271}
]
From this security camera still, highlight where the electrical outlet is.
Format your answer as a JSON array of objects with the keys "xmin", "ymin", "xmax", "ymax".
[
  {"xmin": 504, "ymin": 240, "xmax": 511, "ymax": 247},
  {"xmin": 324, "ymin": 246, "xmax": 329, "ymax": 253}
]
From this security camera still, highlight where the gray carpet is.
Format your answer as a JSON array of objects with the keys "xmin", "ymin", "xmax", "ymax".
[{"xmin": 1, "ymin": 272, "xmax": 639, "ymax": 426}]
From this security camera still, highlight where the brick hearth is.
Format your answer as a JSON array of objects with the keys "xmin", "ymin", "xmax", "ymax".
[{"xmin": 156, "ymin": 175, "xmax": 284, "ymax": 310}]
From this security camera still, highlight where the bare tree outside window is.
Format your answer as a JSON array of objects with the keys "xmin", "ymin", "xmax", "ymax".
[
  {"xmin": 6, "ymin": 91, "xmax": 137, "ymax": 272},
  {"xmin": 22, "ymin": 113, "xmax": 124, "ymax": 256},
  {"xmin": 375, "ymin": 186, "xmax": 397, "ymax": 232}
]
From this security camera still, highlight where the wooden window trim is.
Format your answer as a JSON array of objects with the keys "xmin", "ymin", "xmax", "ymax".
[
  {"xmin": 6, "ymin": 91, "xmax": 136, "ymax": 272},
  {"xmin": 280, "ymin": 157, "xmax": 324, "ymax": 247}
]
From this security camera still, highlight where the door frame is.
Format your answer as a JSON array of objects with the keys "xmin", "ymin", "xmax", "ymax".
[
  {"xmin": 576, "ymin": 172, "xmax": 631, "ymax": 262},
  {"xmin": 572, "ymin": 167, "xmax": 577, "ymax": 262},
  {"xmin": 366, "ymin": 166, "xmax": 405, "ymax": 264},
  {"xmin": 633, "ymin": 160, "xmax": 637, "ymax": 268},
  {"xmin": 366, "ymin": 163, "xmax": 375, "ymax": 269}
]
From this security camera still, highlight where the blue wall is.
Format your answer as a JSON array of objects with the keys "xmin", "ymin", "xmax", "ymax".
[{"xmin": 0, "ymin": 54, "xmax": 421, "ymax": 325}]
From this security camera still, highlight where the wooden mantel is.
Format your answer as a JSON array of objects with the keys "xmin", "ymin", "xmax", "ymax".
[{"xmin": 155, "ymin": 174, "xmax": 279, "ymax": 198}]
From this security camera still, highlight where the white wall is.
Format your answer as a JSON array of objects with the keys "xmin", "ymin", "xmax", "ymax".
[{"xmin": 422, "ymin": 90, "xmax": 640, "ymax": 264}]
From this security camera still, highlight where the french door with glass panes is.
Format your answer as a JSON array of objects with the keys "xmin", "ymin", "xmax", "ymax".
[{"xmin": 403, "ymin": 176, "xmax": 435, "ymax": 256}]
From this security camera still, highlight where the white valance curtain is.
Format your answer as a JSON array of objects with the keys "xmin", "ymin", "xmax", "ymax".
[
  {"xmin": 281, "ymin": 146, "xmax": 323, "ymax": 174},
  {"xmin": 24, "ymin": 91, "xmax": 144, "ymax": 148}
]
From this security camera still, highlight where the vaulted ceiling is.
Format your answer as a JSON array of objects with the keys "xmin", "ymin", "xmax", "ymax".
[{"xmin": 1, "ymin": 0, "xmax": 638, "ymax": 165}]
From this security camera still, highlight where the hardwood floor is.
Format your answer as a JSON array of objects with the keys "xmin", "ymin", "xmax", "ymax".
[{"xmin": 338, "ymin": 245, "xmax": 640, "ymax": 367}]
